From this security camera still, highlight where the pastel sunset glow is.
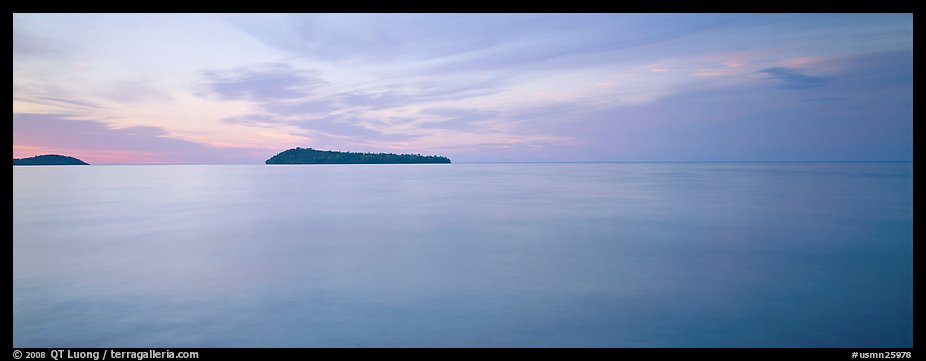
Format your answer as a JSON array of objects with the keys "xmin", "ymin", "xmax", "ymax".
[{"xmin": 13, "ymin": 14, "xmax": 912, "ymax": 164}]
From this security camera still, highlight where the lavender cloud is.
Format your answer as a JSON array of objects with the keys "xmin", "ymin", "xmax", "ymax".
[{"xmin": 201, "ymin": 63, "xmax": 325, "ymax": 101}]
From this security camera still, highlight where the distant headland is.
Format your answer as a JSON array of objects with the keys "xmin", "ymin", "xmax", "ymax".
[
  {"xmin": 266, "ymin": 147, "xmax": 451, "ymax": 164},
  {"xmin": 13, "ymin": 154, "xmax": 89, "ymax": 166}
]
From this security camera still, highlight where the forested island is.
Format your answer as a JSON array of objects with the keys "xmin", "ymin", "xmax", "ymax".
[
  {"xmin": 266, "ymin": 147, "xmax": 451, "ymax": 164},
  {"xmin": 13, "ymin": 154, "xmax": 89, "ymax": 165}
]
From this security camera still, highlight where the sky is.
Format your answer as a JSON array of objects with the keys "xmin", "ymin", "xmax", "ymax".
[{"xmin": 13, "ymin": 14, "xmax": 912, "ymax": 164}]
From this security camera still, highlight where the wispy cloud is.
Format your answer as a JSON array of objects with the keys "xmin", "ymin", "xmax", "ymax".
[
  {"xmin": 220, "ymin": 113, "xmax": 283, "ymax": 127},
  {"xmin": 332, "ymin": 81, "xmax": 503, "ymax": 110},
  {"xmin": 758, "ymin": 67, "xmax": 829, "ymax": 89},
  {"xmin": 201, "ymin": 63, "xmax": 326, "ymax": 101},
  {"xmin": 417, "ymin": 107, "xmax": 498, "ymax": 129},
  {"xmin": 261, "ymin": 99, "xmax": 335, "ymax": 117},
  {"xmin": 296, "ymin": 116, "xmax": 420, "ymax": 142},
  {"xmin": 33, "ymin": 96, "xmax": 102, "ymax": 109}
]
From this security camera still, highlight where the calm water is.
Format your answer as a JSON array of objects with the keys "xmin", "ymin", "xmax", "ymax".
[{"xmin": 13, "ymin": 163, "xmax": 912, "ymax": 347}]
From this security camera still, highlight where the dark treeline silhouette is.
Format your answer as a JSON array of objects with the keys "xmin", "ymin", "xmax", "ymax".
[
  {"xmin": 13, "ymin": 154, "xmax": 89, "ymax": 165},
  {"xmin": 266, "ymin": 147, "xmax": 451, "ymax": 164}
]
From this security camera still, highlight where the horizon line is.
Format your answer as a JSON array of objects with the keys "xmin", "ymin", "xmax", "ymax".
[{"xmin": 12, "ymin": 160, "xmax": 914, "ymax": 166}]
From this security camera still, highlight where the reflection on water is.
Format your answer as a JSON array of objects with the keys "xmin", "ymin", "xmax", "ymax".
[{"xmin": 13, "ymin": 163, "xmax": 912, "ymax": 347}]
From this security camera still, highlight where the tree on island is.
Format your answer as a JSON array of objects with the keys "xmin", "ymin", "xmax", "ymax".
[
  {"xmin": 13, "ymin": 154, "xmax": 89, "ymax": 165},
  {"xmin": 266, "ymin": 147, "xmax": 451, "ymax": 164}
]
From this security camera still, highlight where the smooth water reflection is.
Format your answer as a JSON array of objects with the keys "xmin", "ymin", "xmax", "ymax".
[{"xmin": 13, "ymin": 163, "xmax": 912, "ymax": 347}]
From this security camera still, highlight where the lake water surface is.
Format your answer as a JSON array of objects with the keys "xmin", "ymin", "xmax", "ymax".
[{"xmin": 13, "ymin": 163, "xmax": 913, "ymax": 347}]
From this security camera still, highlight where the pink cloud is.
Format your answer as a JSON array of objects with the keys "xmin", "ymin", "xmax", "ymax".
[
  {"xmin": 779, "ymin": 56, "xmax": 829, "ymax": 68},
  {"xmin": 13, "ymin": 113, "xmax": 269, "ymax": 164},
  {"xmin": 692, "ymin": 69, "xmax": 739, "ymax": 77}
]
